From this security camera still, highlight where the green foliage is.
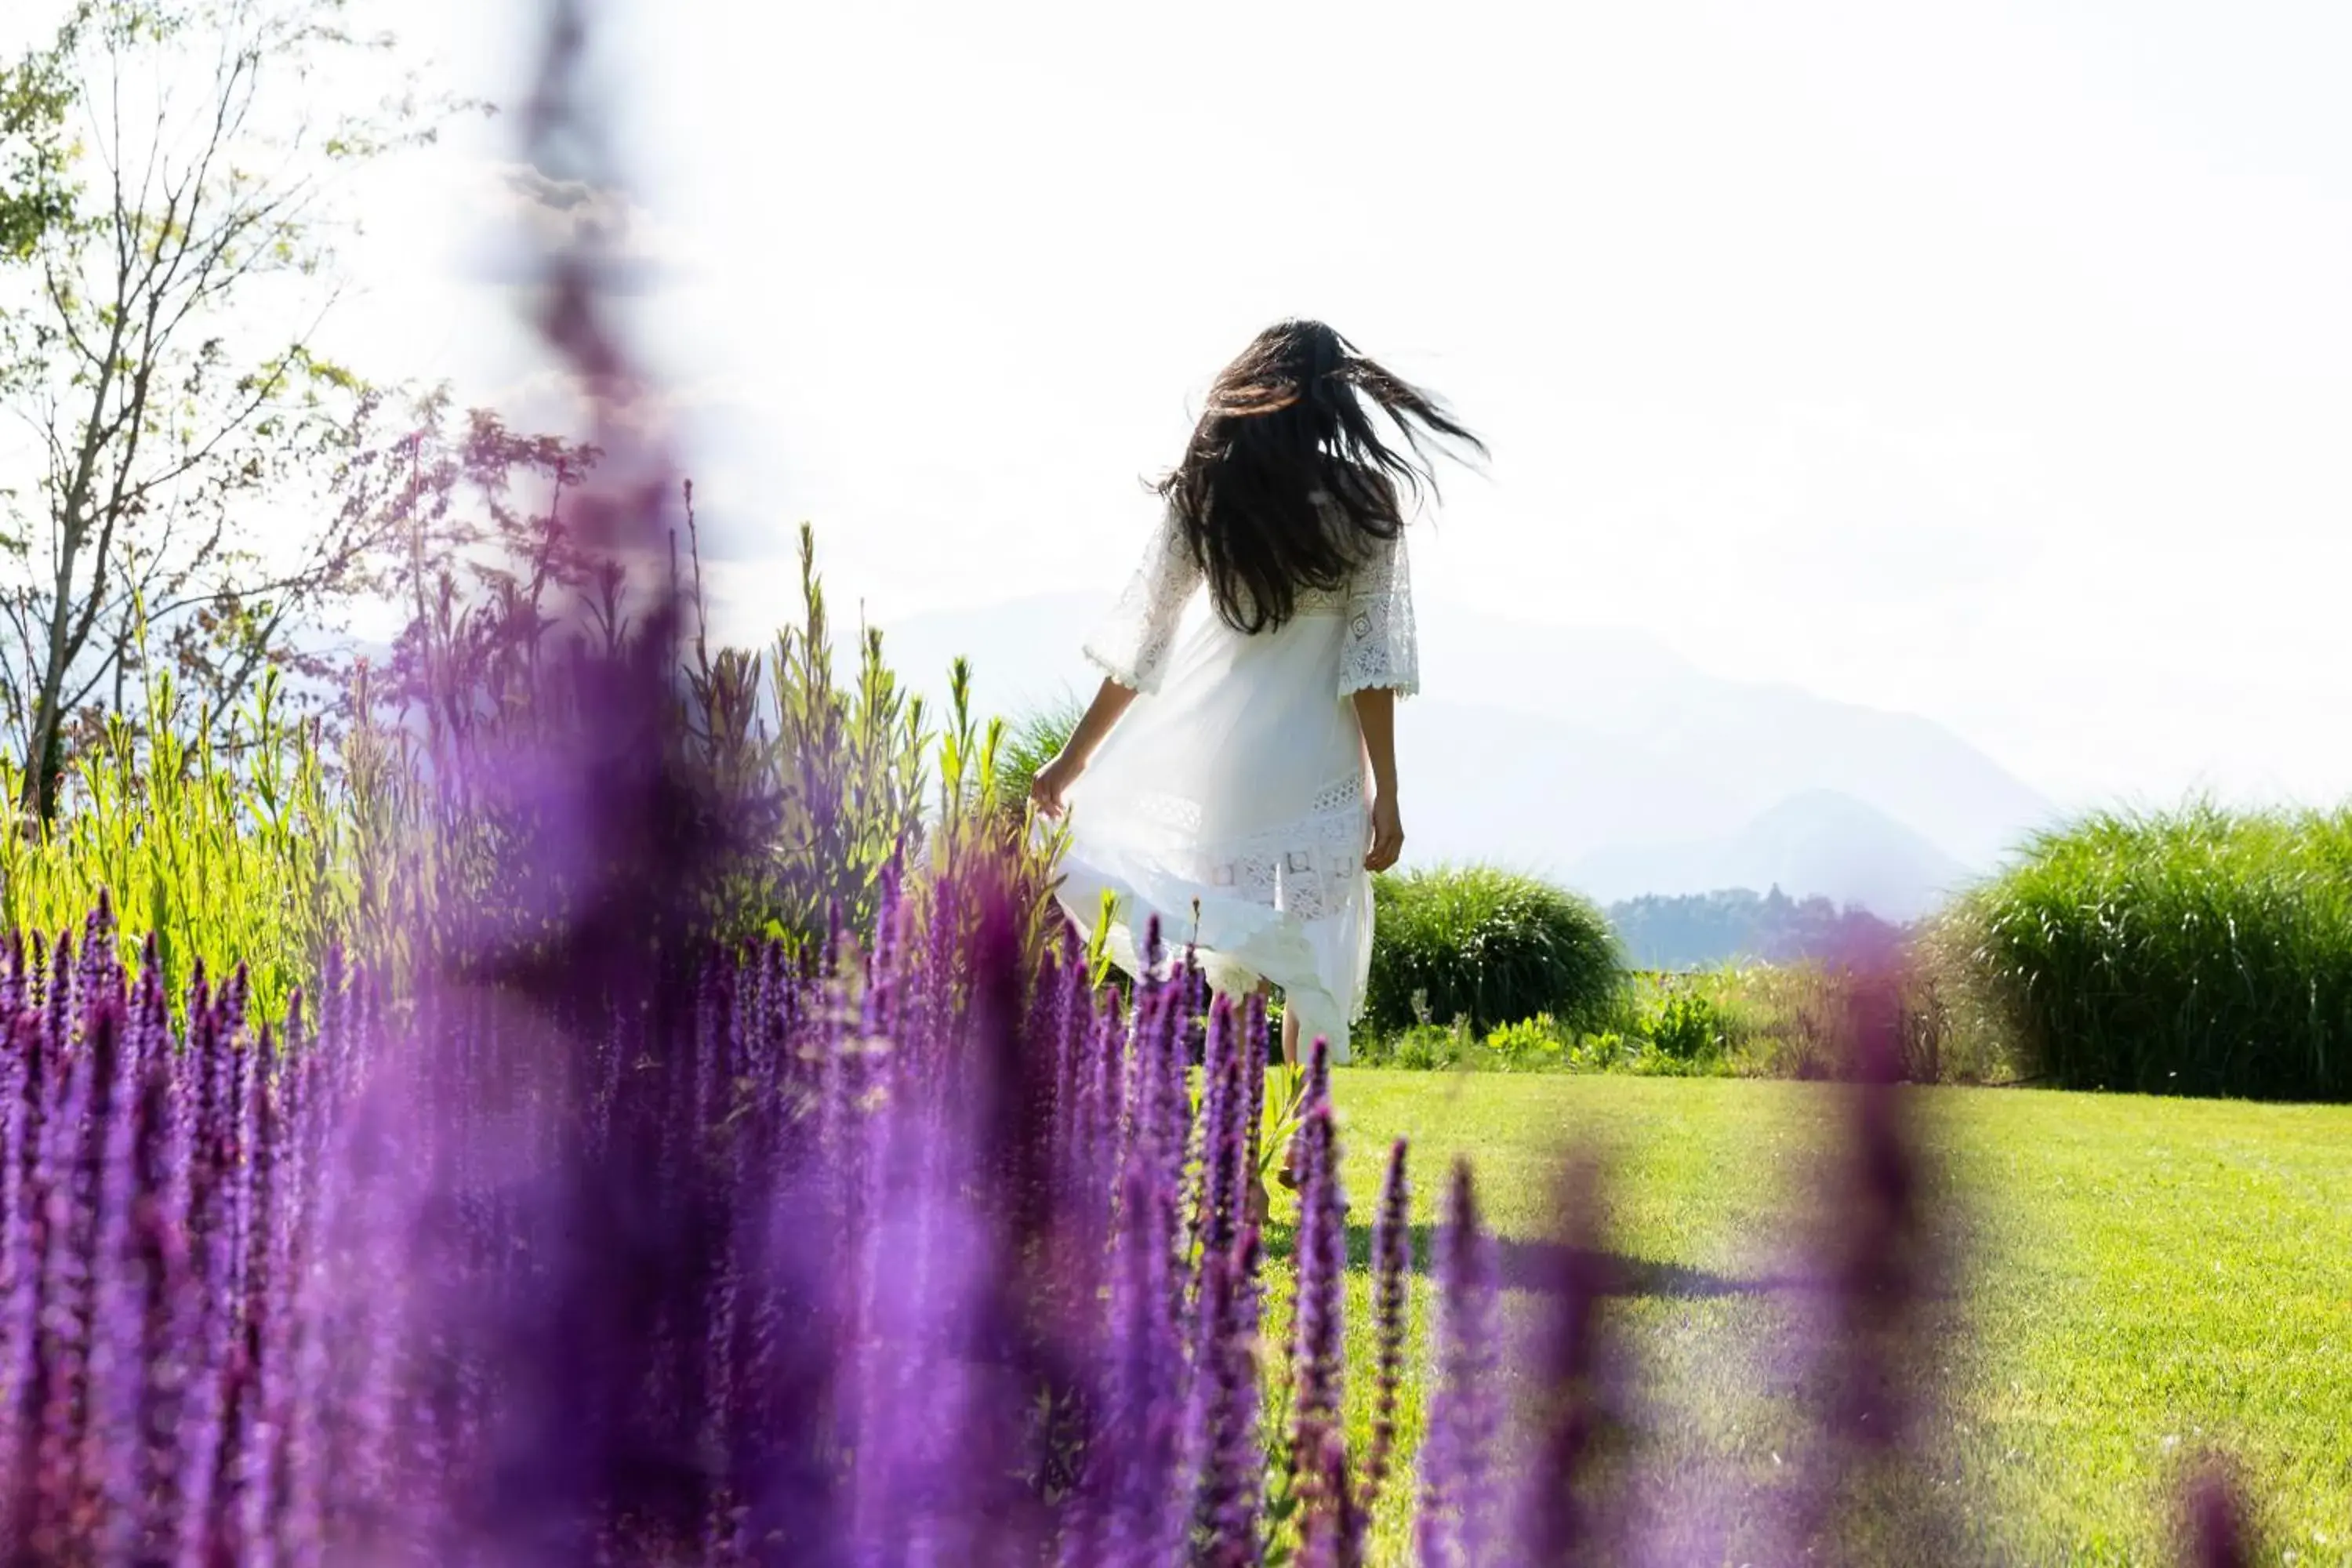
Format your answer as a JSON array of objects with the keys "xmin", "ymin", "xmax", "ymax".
[
  {"xmin": 1352, "ymin": 958, "xmax": 1986, "ymax": 1083},
  {"xmin": 1367, "ymin": 1018, "xmax": 1472, "ymax": 1073},
  {"xmin": 708, "ymin": 523, "xmax": 933, "ymax": 952},
  {"xmin": 1943, "ymin": 801, "xmax": 2352, "ymax": 1101},
  {"xmin": 1641, "ymin": 984, "xmax": 1726, "ymax": 1063},
  {"xmin": 0, "ymin": 519, "xmax": 1039, "ymax": 1019},
  {"xmin": 1363, "ymin": 864, "xmax": 1621, "ymax": 1037},
  {"xmin": 0, "ymin": 666, "xmax": 377, "ymax": 1026},
  {"xmin": 0, "ymin": 9, "xmax": 82, "ymax": 265},
  {"xmin": 993, "ymin": 693, "xmax": 1083, "ymax": 815},
  {"xmin": 1316, "ymin": 1071, "xmax": 2352, "ymax": 1564}
]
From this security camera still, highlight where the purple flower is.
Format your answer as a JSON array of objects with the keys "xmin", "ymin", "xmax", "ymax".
[
  {"xmin": 81, "ymin": 1000, "xmax": 145, "ymax": 1563},
  {"xmin": 2180, "ymin": 1457, "xmax": 2252, "ymax": 1568},
  {"xmin": 1090, "ymin": 1145, "xmax": 1185, "ymax": 1567},
  {"xmin": 1364, "ymin": 1138, "xmax": 1413, "ymax": 1513},
  {"xmin": 1288, "ymin": 1038, "xmax": 1353, "ymax": 1558},
  {"xmin": 1766, "ymin": 1006, "xmax": 1960, "ymax": 1565},
  {"xmin": 1191, "ymin": 996, "xmax": 1251, "ymax": 1284},
  {"xmin": 1419, "ymin": 1158, "xmax": 1501, "ymax": 1568},
  {"xmin": 1185, "ymin": 1225, "xmax": 1266, "ymax": 1567},
  {"xmin": 1511, "ymin": 1153, "xmax": 1620, "ymax": 1567}
]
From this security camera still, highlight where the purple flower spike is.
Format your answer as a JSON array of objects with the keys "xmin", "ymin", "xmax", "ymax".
[
  {"xmin": 1288, "ymin": 1038, "xmax": 1350, "ymax": 1549},
  {"xmin": 0, "ymin": 1022, "xmax": 34, "ymax": 1546},
  {"xmin": 1186, "ymin": 1225, "xmax": 1266, "ymax": 1567},
  {"xmin": 1242, "ymin": 992, "xmax": 1269, "ymax": 1189},
  {"xmin": 1364, "ymin": 1138, "xmax": 1413, "ymax": 1513},
  {"xmin": 1769, "ymin": 989, "xmax": 1962, "ymax": 1567},
  {"xmin": 1512, "ymin": 1153, "xmax": 1621, "ymax": 1567},
  {"xmin": 1299, "ymin": 1425, "xmax": 1367, "ymax": 1568},
  {"xmin": 1419, "ymin": 1158, "xmax": 1501, "ymax": 1568},
  {"xmin": 1192, "ymin": 996, "xmax": 1251, "ymax": 1279},
  {"xmin": 81, "ymin": 1001, "xmax": 146, "ymax": 1564},
  {"xmin": 1092, "ymin": 1144, "xmax": 1184, "ymax": 1568},
  {"xmin": 2180, "ymin": 1458, "xmax": 2253, "ymax": 1568}
]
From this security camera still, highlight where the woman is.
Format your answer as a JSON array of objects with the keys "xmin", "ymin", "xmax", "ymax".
[{"xmin": 1030, "ymin": 319, "xmax": 1483, "ymax": 1205}]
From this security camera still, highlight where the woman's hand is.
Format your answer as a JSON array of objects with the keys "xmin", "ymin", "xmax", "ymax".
[
  {"xmin": 1030, "ymin": 680, "xmax": 1139, "ymax": 822},
  {"xmin": 1364, "ymin": 793, "xmax": 1404, "ymax": 873},
  {"xmin": 1029, "ymin": 751, "xmax": 1085, "ymax": 820}
]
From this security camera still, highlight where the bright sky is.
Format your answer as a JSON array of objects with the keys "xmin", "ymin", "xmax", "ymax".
[{"xmin": 13, "ymin": 0, "xmax": 2352, "ymax": 811}]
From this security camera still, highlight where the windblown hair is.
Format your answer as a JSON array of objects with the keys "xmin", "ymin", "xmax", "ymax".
[{"xmin": 1157, "ymin": 320, "xmax": 1486, "ymax": 633}]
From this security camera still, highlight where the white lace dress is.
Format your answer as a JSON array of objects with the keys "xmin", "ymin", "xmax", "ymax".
[{"xmin": 1052, "ymin": 501, "xmax": 1417, "ymax": 1062}]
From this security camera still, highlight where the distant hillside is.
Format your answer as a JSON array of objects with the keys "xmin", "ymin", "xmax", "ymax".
[{"xmin": 1606, "ymin": 887, "xmax": 1908, "ymax": 972}]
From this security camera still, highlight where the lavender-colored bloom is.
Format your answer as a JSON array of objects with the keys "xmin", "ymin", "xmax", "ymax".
[
  {"xmin": 1785, "ymin": 1021, "xmax": 1940, "ymax": 1549},
  {"xmin": 1300, "ymin": 1426, "xmax": 1367, "ymax": 1568},
  {"xmin": 1288, "ymin": 1039, "xmax": 1352, "ymax": 1555},
  {"xmin": 1191, "ymin": 997, "xmax": 1251, "ymax": 1286},
  {"xmin": 1512, "ymin": 1153, "xmax": 1619, "ymax": 1568},
  {"xmin": 1242, "ymin": 993, "xmax": 1269, "ymax": 1196},
  {"xmin": 0, "ymin": 1017, "xmax": 37, "ymax": 1552},
  {"xmin": 1419, "ymin": 1158, "xmax": 1501, "ymax": 1568},
  {"xmin": 1186, "ymin": 1225, "xmax": 1266, "ymax": 1567},
  {"xmin": 1085, "ymin": 1145, "xmax": 1185, "ymax": 1568},
  {"xmin": 1364, "ymin": 1137, "xmax": 1413, "ymax": 1513},
  {"xmin": 2180, "ymin": 1457, "xmax": 2252, "ymax": 1568},
  {"xmin": 81, "ymin": 1000, "xmax": 146, "ymax": 1563},
  {"xmin": 31, "ymin": 1023, "xmax": 96, "ymax": 1562}
]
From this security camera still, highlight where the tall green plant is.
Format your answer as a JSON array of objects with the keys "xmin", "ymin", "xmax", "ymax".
[
  {"xmin": 0, "ymin": 666, "xmax": 358, "ymax": 1025},
  {"xmin": 1946, "ymin": 801, "xmax": 2352, "ymax": 1101},
  {"xmin": 711, "ymin": 523, "xmax": 932, "ymax": 952}
]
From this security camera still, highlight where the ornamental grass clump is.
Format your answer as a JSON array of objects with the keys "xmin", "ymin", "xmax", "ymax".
[
  {"xmin": 1364, "ymin": 866, "xmax": 1621, "ymax": 1039},
  {"xmin": 1947, "ymin": 801, "xmax": 2352, "ymax": 1100}
]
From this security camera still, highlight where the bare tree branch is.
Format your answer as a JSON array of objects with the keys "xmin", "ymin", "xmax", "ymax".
[{"xmin": 0, "ymin": 0, "xmax": 479, "ymax": 819}]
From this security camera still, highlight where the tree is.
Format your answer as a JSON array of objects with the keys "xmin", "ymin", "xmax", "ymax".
[{"xmin": 0, "ymin": 0, "xmax": 469, "ymax": 823}]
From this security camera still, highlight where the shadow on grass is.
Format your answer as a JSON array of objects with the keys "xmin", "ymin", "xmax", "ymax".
[{"xmin": 1257, "ymin": 1221, "xmax": 1790, "ymax": 1301}]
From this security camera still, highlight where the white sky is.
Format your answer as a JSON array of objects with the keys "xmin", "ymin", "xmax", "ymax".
[{"xmin": 11, "ymin": 0, "xmax": 2352, "ymax": 811}]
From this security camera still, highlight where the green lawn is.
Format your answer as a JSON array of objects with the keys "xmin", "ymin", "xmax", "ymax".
[{"xmin": 1270, "ymin": 1071, "xmax": 2352, "ymax": 1566}]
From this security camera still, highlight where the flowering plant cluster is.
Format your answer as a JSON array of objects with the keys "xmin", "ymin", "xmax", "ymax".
[{"xmin": 0, "ymin": 865, "xmax": 2259, "ymax": 1565}]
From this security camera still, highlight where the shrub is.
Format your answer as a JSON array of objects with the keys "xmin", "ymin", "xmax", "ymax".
[
  {"xmin": 1364, "ymin": 865, "xmax": 1621, "ymax": 1037},
  {"xmin": 1945, "ymin": 801, "xmax": 2352, "ymax": 1101},
  {"xmin": 1483, "ymin": 1014, "xmax": 1569, "ymax": 1072},
  {"xmin": 1643, "ymin": 985, "xmax": 1726, "ymax": 1063}
]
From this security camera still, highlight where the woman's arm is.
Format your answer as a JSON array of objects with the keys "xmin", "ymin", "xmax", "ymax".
[
  {"xmin": 1353, "ymin": 687, "xmax": 1404, "ymax": 872},
  {"xmin": 1029, "ymin": 678, "xmax": 1138, "ymax": 819}
]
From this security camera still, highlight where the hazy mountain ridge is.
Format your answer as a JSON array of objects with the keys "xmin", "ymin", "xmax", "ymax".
[{"xmin": 1606, "ymin": 886, "xmax": 1910, "ymax": 972}]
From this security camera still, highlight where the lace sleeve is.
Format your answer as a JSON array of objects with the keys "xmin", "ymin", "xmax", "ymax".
[
  {"xmin": 1082, "ymin": 504, "xmax": 1202, "ymax": 695},
  {"xmin": 1339, "ymin": 528, "xmax": 1419, "ymax": 698}
]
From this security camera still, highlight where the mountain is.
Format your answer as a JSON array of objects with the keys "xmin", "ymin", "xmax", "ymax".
[{"xmin": 869, "ymin": 592, "xmax": 2059, "ymax": 914}]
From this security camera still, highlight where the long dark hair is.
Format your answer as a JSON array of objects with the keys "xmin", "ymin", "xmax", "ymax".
[{"xmin": 1157, "ymin": 320, "xmax": 1485, "ymax": 633}]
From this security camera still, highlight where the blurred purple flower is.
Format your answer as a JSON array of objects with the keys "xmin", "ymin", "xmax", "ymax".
[
  {"xmin": 2181, "ymin": 1457, "xmax": 2253, "ymax": 1568},
  {"xmin": 1288, "ymin": 1039, "xmax": 1351, "ymax": 1557},
  {"xmin": 1511, "ymin": 1152, "xmax": 1623, "ymax": 1568},
  {"xmin": 1420, "ymin": 1157, "xmax": 1501, "ymax": 1568},
  {"xmin": 1364, "ymin": 1137, "xmax": 1412, "ymax": 1514}
]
